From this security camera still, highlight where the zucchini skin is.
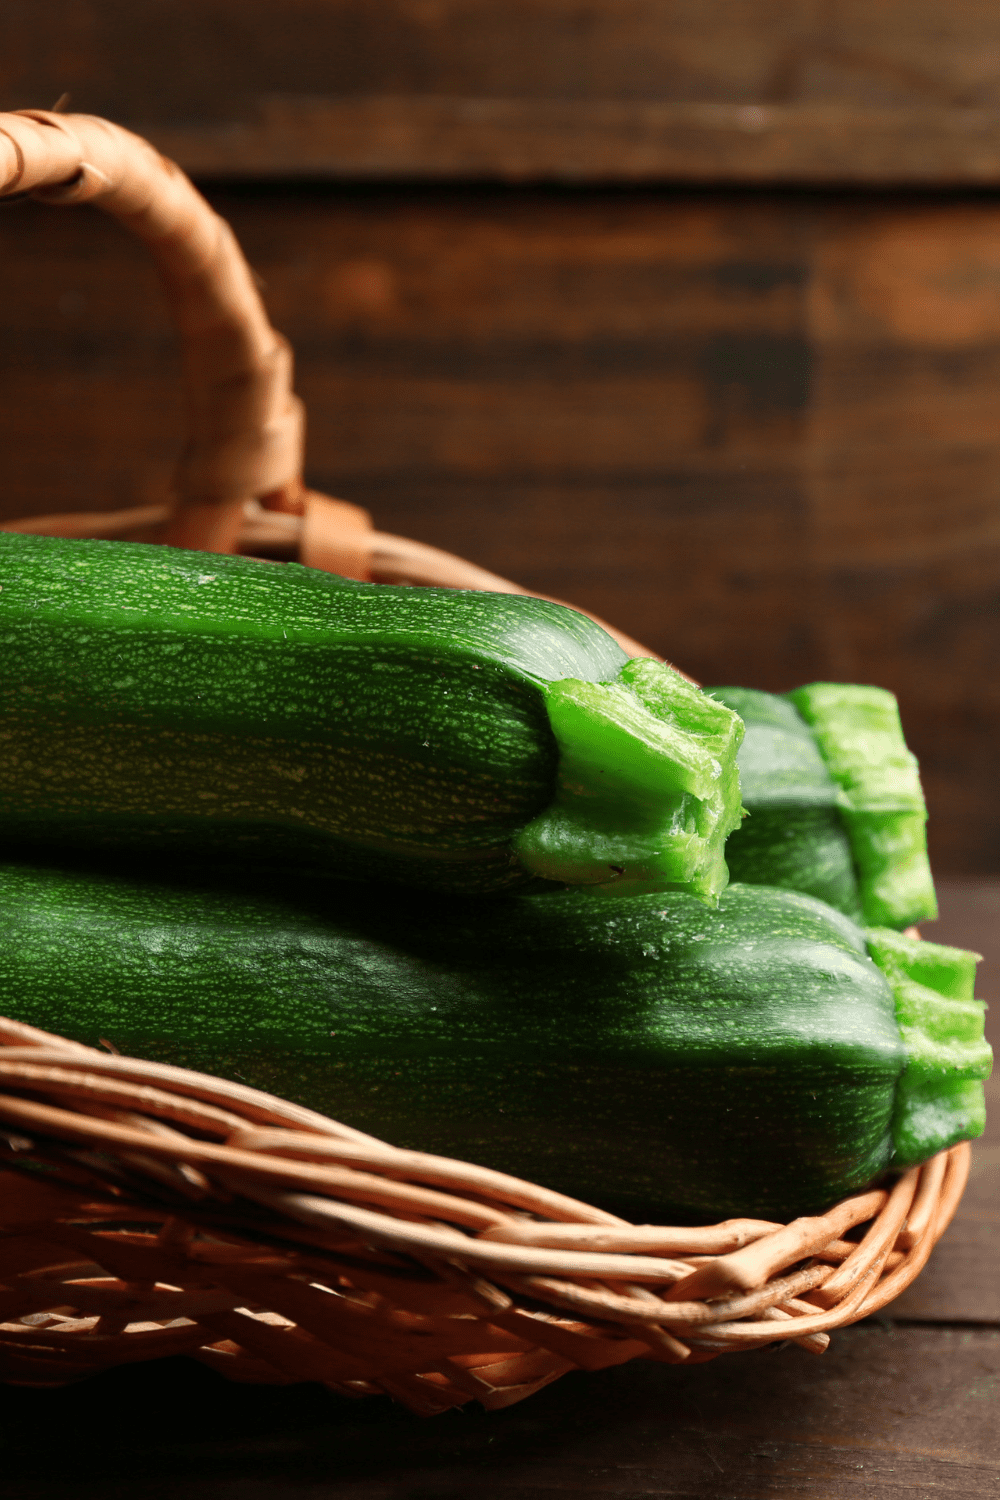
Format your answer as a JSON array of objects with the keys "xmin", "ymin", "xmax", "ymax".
[
  {"xmin": 0, "ymin": 533, "xmax": 625, "ymax": 894},
  {"xmin": 0, "ymin": 857, "xmax": 946, "ymax": 1221}
]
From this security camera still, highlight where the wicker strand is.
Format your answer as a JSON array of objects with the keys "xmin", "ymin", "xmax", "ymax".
[{"xmin": 0, "ymin": 1017, "xmax": 966, "ymax": 1411}]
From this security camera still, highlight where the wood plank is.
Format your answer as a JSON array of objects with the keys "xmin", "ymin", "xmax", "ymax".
[
  {"xmin": 4, "ymin": 1327, "xmax": 1000, "ymax": 1496},
  {"xmin": 146, "ymin": 100, "xmax": 1000, "ymax": 187},
  {"xmin": 10, "ymin": 0, "xmax": 1000, "ymax": 121},
  {"xmin": 7, "ymin": 0, "xmax": 1000, "ymax": 116},
  {"xmin": 4, "ymin": 2, "xmax": 1000, "ymax": 182}
]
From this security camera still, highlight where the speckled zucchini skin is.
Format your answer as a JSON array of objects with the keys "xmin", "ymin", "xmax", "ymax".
[
  {"xmin": 0, "ymin": 857, "xmax": 923, "ymax": 1221},
  {"xmin": 0, "ymin": 533, "xmax": 627, "ymax": 893}
]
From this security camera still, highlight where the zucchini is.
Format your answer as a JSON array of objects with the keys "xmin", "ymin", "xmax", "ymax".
[
  {"xmin": 706, "ymin": 687, "xmax": 862, "ymax": 919},
  {"xmin": 709, "ymin": 683, "xmax": 936, "ymax": 929},
  {"xmin": 1, "ymin": 859, "xmax": 988, "ymax": 1220},
  {"xmin": 0, "ymin": 533, "xmax": 743, "ymax": 901}
]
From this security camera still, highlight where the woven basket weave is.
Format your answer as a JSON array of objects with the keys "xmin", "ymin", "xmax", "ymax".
[{"xmin": 0, "ymin": 110, "xmax": 970, "ymax": 1408}]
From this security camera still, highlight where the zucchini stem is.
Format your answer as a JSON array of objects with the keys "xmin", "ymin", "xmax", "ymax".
[{"xmin": 515, "ymin": 659, "xmax": 744, "ymax": 903}]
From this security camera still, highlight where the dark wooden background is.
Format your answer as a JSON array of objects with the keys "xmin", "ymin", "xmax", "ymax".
[{"xmin": 1, "ymin": 9, "xmax": 1000, "ymax": 1494}]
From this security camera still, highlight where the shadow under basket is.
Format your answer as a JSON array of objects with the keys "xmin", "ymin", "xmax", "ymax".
[
  {"xmin": 0, "ymin": 110, "xmax": 971, "ymax": 1412},
  {"xmin": 0, "ymin": 1018, "xmax": 968, "ymax": 1413}
]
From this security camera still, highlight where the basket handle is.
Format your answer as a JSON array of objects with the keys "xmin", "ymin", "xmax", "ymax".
[{"xmin": 0, "ymin": 108, "xmax": 317, "ymax": 553}]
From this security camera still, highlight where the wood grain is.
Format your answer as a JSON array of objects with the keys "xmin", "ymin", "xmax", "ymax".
[
  {"xmin": 144, "ymin": 100, "xmax": 1000, "ymax": 188},
  {"xmin": 3, "ymin": 2, "xmax": 1000, "ymax": 182},
  {"xmin": 7, "ymin": 0, "xmax": 1000, "ymax": 117},
  {"xmin": 4, "ymin": 0, "xmax": 747, "ymax": 117}
]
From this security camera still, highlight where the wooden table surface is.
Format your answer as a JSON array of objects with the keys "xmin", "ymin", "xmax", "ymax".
[{"xmin": 2, "ymin": 879, "xmax": 997, "ymax": 1500}]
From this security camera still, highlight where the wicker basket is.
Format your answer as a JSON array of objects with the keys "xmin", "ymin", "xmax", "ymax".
[{"xmin": 0, "ymin": 110, "xmax": 969, "ymax": 1410}]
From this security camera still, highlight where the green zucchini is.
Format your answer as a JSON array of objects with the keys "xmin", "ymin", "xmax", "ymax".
[
  {"xmin": 1, "ymin": 859, "xmax": 988, "ymax": 1220},
  {"xmin": 709, "ymin": 683, "xmax": 936, "ymax": 929},
  {"xmin": 0, "ymin": 533, "xmax": 743, "ymax": 901},
  {"xmin": 706, "ymin": 687, "xmax": 863, "ymax": 919}
]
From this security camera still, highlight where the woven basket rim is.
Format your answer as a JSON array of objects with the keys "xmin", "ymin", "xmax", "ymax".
[{"xmin": 0, "ymin": 1015, "xmax": 968, "ymax": 1412}]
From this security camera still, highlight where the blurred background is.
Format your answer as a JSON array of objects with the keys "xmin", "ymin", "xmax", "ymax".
[{"xmin": 1, "ymin": 2, "xmax": 998, "ymax": 878}]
